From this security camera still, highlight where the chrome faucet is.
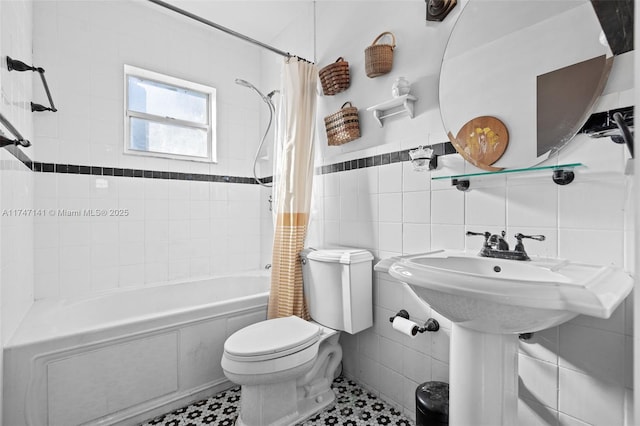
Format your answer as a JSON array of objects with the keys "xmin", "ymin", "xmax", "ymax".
[
  {"xmin": 466, "ymin": 230, "xmax": 545, "ymax": 261},
  {"xmin": 488, "ymin": 231, "xmax": 510, "ymax": 251}
]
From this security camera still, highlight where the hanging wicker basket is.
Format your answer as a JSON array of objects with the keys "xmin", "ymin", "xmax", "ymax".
[
  {"xmin": 324, "ymin": 102, "xmax": 361, "ymax": 146},
  {"xmin": 319, "ymin": 57, "xmax": 350, "ymax": 96},
  {"xmin": 365, "ymin": 32, "xmax": 396, "ymax": 78}
]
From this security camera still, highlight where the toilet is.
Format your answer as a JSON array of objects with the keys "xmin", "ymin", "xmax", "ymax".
[{"xmin": 221, "ymin": 247, "xmax": 373, "ymax": 426}]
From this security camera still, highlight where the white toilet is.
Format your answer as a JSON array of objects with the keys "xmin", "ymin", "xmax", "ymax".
[{"xmin": 221, "ymin": 247, "xmax": 373, "ymax": 426}]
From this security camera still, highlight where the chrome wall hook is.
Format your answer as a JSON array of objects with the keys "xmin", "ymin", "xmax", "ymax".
[
  {"xmin": 426, "ymin": 0, "xmax": 457, "ymax": 21},
  {"xmin": 552, "ymin": 169, "xmax": 575, "ymax": 185}
]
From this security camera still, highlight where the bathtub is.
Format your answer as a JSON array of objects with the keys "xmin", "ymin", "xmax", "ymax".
[{"xmin": 3, "ymin": 271, "xmax": 270, "ymax": 426}]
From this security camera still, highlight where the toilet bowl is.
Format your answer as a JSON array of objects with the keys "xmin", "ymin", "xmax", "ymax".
[
  {"xmin": 222, "ymin": 316, "xmax": 324, "ymax": 384},
  {"xmin": 220, "ymin": 247, "xmax": 373, "ymax": 426},
  {"xmin": 222, "ymin": 316, "xmax": 341, "ymax": 426}
]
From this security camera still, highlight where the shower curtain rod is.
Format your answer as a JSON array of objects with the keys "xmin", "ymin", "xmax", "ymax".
[{"xmin": 147, "ymin": 0, "xmax": 313, "ymax": 63}]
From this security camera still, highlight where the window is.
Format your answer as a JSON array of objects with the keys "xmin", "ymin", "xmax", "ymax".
[{"xmin": 124, "ymin": 65, "xmax": 216, "ymax": 162}]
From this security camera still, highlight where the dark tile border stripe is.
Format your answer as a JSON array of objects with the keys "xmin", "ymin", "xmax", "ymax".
[
  {"xmin": 317, "ymin": 141, "xmax": 456, "ymax": 175},
  {"xmin": 3, "ymin": 142, "xmax": 452, "ymax": 183},
  {"xmin": 2, "ymin": 147, "xmax": 263, "ymax": 184},
  {"xmin": 33, "ymin": 161, "xmax": 260, "ymax": 184}
]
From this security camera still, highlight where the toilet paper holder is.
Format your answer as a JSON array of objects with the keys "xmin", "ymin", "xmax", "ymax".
[{"xmin": 389, "ymin": 309, "xmax": 440, "ymax": 334}]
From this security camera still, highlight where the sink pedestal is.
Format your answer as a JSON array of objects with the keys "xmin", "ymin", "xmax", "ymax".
[{"xmin": 450, "ymin": 324, "xmax": 518, "ymax": 426}]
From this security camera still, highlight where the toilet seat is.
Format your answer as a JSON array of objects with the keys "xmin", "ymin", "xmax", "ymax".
[
  {"xmin": 222, "ymin": 316, "xmax": 323, "ymax": 376},
  {"xmin": 225, "ymin": 316, "xmax": 322, "ymax": 361}
]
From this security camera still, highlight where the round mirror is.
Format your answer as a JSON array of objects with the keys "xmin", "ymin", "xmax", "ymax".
[{"xmin": 439, "ymin": 0, "xmax": 613, "ymax": 170}]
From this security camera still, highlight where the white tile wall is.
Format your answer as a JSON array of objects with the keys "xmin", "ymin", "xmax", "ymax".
[
  {"xmin": 1, "ymin": 0, "xmax": 35, "ymax": 336},
  {"xmin": 559, "ymin": 367, "xmax": 626, "ymax": 425},
  {"xmin": 1, "ymin": 2, "xmax": 35, "ymax": 422},
  {"xmin": 314, "ymin": 1, "xmax": 635, "ymax": 423},
  {"xmin": 0, "ymin": 151, "xmax": 34, "ymax": 339},
  {"xmin": 33, "ymin": 174, "xmax": 263, "ymax": 298}
]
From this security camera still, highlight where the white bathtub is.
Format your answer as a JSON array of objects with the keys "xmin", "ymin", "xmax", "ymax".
[{"xmin": 4, "ymin": 271, "xmax": 270, "ymax": 426}]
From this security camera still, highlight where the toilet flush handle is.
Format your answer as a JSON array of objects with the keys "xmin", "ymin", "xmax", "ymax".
[{"xmin": 299, "ymin": 248, "xmax": 317, "ymax": 265}]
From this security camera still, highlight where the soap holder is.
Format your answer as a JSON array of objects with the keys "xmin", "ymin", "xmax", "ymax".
[{"xmin": 409, "ymin": 145, "xmax": 438, "ymax": 171}]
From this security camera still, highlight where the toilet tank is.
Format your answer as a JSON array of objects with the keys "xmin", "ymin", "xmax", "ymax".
[{"xmin": 301, "ymin": 248, "xmax": 373, "ymax": 334}]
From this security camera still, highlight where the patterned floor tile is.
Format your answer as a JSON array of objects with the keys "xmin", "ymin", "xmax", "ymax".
[{"xmin": 139, "ymin": 376, "xmax": 414, "ymax": 426}]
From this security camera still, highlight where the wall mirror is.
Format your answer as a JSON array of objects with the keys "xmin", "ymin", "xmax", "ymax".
[{"xmin": 439, "ymin": 0, "xmax": 613, "ymax": 170}]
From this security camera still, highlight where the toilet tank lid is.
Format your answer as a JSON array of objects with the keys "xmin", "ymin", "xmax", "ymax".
[{"xmin": 306, "ymin": 248, "xmax": 373, "ymax": 264}]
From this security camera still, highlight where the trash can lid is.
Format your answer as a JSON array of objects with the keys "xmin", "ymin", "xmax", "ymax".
[{"xmin": 416, "ymin": 381, "xmax": 449, "ymax": 415}]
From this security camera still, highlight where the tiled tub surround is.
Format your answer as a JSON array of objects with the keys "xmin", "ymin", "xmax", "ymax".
[
  {"xmin": 33, "ymin": 172, "xmax": 266, "ymax": 299},
  {"xmin": 1, "ymin": 137, "xmax": 270, "ymax": 301},
  {"xmin": 3, "ymin": 271, "xmax": 269, "ymax": 426}
]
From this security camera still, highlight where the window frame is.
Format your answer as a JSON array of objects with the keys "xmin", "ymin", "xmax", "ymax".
[{"xmin": 123, "ymin": 64, "xmax": 217, "ymax": 163}]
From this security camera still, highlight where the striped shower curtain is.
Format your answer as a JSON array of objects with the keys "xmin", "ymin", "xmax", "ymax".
[{"xmin": 267, "ymin": 58, "xmax": 318, "ymax": 320}]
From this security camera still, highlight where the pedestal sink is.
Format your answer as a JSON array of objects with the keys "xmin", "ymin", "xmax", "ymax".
[{"xmin": 375, "ymin": 249, "xmax": 633, "ymax": 426}]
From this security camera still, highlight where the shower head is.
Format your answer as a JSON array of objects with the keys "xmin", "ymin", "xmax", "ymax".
[
  {"xmin": 234, "ymin": 78, "xmax": 254, "ymax": 89},
  {"xmin": 235, "ymin": 78, "xmax": 276, "ymax": 106}
]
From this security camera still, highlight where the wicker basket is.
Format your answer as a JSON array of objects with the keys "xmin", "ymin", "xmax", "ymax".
[
  {"xmin": 324, "ymin": 102, "xmax": 361, "ymax": 146},
  {"xmin": 365, "ymin": 32, "xmax": 396, "ymax": 78},
  {"xmin": 319, "ymin": 57, "xmax": 350, "ymax": 96}
]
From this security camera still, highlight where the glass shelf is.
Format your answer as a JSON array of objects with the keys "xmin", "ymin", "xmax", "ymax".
[{"xmin": 432, "ymin": 162, "xmax": 584, "ymax": 190}]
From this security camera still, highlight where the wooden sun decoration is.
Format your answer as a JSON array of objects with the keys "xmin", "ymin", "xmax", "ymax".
[{"xmin": 448, "ymin": 116, "xmax": 510, "ymax": 172}]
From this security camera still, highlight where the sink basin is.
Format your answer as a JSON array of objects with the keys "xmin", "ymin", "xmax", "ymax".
[
  {"xmin": 376, "ymin": 249, "xmax": 633, "ymax": 425},
  {"xmin": 376, "ymin": 249, "xmax": 634, "ymax": 334}
]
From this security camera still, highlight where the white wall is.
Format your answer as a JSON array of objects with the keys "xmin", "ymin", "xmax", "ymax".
[
  {"xmin": 0, "ymin": 0, "xmax": 36, "ymax": 420},
  {"xmin": 312, "ymin": 1, "xmax": 635, "ymax": 424},
  {"xmin": 31, "ymin": 0, "xmax": 277, "ymax": 298}
]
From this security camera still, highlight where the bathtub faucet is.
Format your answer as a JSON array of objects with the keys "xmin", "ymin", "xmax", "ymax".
[{"xmin": 265, "ymin": 264, "xmax": 272, "ymax": 270}]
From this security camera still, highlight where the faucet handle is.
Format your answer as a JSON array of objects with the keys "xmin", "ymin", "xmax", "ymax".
[
  {"xmin": 515, "ymin": 233, "xmax": 546, "ymax": 242},
  {"xmin": 514, "ymin": 233, "xmax": 545, "ymax": 255},
  {"xmin": 466, "ymin": 231, "xmax": 492, "ymax": 250},
  {"xmin": 466, "ymin": 231, "xmax": 491, "ymax": 243},
  {"xmin": 466, "ymin": 231, "xmax": 491, "ymax": 238}
]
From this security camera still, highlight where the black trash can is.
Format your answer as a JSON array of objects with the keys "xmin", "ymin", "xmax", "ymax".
[{"xmin": 415, "ymin": 381, "xmax": 449, "ymax": 426}]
